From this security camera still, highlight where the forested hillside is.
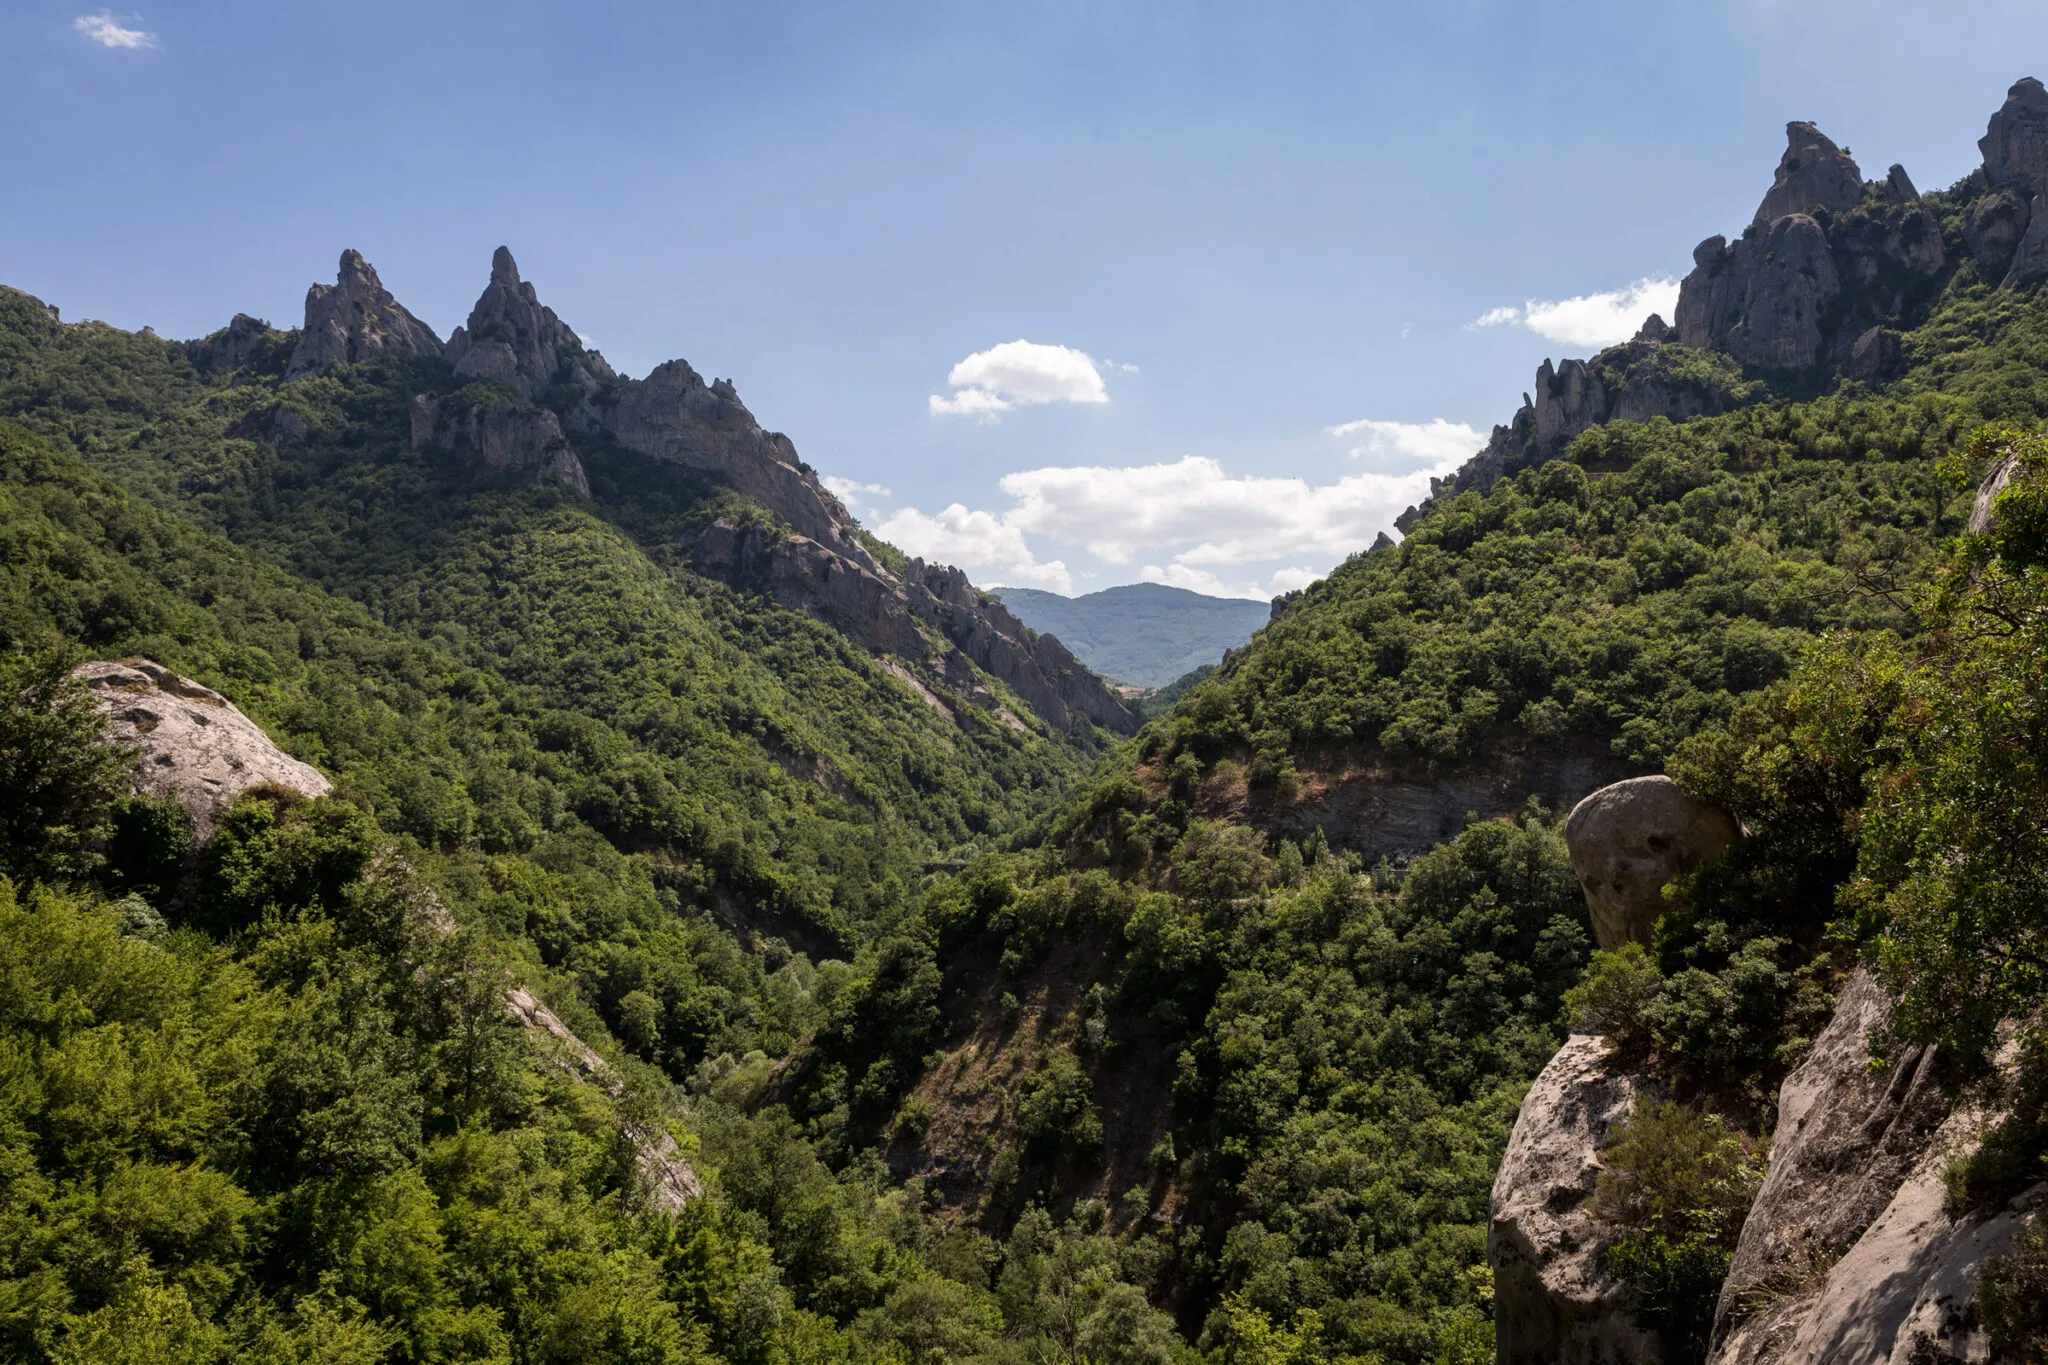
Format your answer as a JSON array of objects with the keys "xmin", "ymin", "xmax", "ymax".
[{"xmin": 2, "ymin": 76, "xmax": 2048, "ymax": 1365}]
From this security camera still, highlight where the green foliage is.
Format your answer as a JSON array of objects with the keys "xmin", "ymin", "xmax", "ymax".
[
  {"xmin": 0, "ymin": 646, "xmax": 133, "ymax": 886},
  {"xmin": 1980, "ymin": 1213, "xmax": 2048, "ymax": 1364},
  {"xmin": 1592, "ymin": 1100, "xmax": 1764, "ymax": 1364}
]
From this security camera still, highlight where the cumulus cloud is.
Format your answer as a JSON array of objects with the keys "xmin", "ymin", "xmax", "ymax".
[
  {"xmin": 74, "ymin": 11, "xmax": 156, "ymax": 47},
  {"xmin": 1326, "ymin": 417, "xmax": 1484, "ymax": 468},
  {"xmin": 930, "ymin": 340, "xmax": 1110, "ymax": 421},
  {"xmin": 1470, "ymin": 277, "xmax": 1680, "ymax": 349},
  {"xmin": 996, "ymin": 452, "xmax": 1450, "ymax": 568},
  {"xmin": 873, "ymin": 503, "xmax": 1072, "ymax": 594}
]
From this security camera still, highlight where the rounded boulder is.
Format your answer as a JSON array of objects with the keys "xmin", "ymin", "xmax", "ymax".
[{"xmin": 1565, "ymin": 775, "xmax": 1738, "ymax": 950}]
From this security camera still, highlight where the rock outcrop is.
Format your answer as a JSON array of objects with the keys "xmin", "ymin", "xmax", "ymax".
[
  {"xmin": 410, "ymin": 393, "xmax": 590, "ymax": 497},
  {"xmin": 77, "ymin": 657, "xmax": 701, "ymax": 1214},
  {"xmin": 444, "ymin": 246, "xmax": 617, "ymax": 415},
  {"xmin": 1678, "ymin": 216, "xmax": 1843, "ymax": 371},
  {"xmin": 1980, "ymin": 77, "xmax": 2048, "ymax": 198},
  {"xmin": 74, "ymin": 659, "xmax": 331, "ymax": 839},
  {"xmin": 1754, "ymin": 122, "xmax": 1865, "ymax": 225},
  {"xmin": 1490, "ymin": 1035, "xmax": 1660, "ymax": 1365},
  {"xmin": 687, "ymin": 520, "xmax": 1136, "ymax": 734},
  {"xmin": 286, "ymin": 250, "xmax": 442, "ymax": 379},
  {"xmin": 189, "ymin": 313, "xmax": 279, "ymax": 377},
  {"xmin": 1565, "ymin": 775, "xmax": 1740, "ymax": 949},
  {"xmin": 1707, "ymin": 972, "xmax": 2036, "ymax": 1365}
]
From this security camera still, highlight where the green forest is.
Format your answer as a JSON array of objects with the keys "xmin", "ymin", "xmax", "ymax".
[{"xmin": 5, "ymin": 148, "xmax": 2048, "ymax": 1365}]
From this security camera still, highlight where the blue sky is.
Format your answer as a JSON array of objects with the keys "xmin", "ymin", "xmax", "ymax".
[{"xmin": 6, "ymin": 2, "xmax": 2046, "ymax": 597}]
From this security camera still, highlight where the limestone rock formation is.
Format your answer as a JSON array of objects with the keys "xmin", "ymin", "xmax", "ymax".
[
  {"xmin": 1965, "ymin": 189, "xmax": 2032, "ymax": 281},
  {"xmin": 1979, "ymin": 76, "xmax": 2048, "ymax": 197},
  {"xmin": 74, "ymin": 659, "xmax": 331, "ymax": 839},
  {"xmin": 2005, "ymin": 194, "xmax": 2048, "ymax": 288},
  {"xmin": 1533, "ymin": 359, "xmax": 1608, "ymax": 456},
  {"xmin": 1754, "ymin": 122, "xmax": 1865, "ymax": 225},
  {"xmin": 189, "ymin": 313, "xmax": 278, "ymax": 376},
  {"xmin": 1970, "ymin": 447, "xmax": 2023, "ymax": 534},
  {"xmin": 425, "ymin": 246, "xmax": 1135, "ymax": 735},
  {"xmin": 1707, "ymin": 972, "xmax": 2036, "ymax": 1365},
  {"xmin": 1677, "ymin": 216, "xmax": 1841, "ymax": 371},
  {"xmin": 410, "ymin": 393, "xmax": 590, "ymax": 497},
  {"xmin": 1490, "ymin": 1034, "xmax": 1660, "ymax": 1365},
  {"xmin": 286, "ymin": 250, "xmax": 442, "ymax": 379},
  {"xmin": 444, "ymin": 247, "xmax": 616, "ymax": 413},
  {"xmin": 1884, "ymin": 163, "xmax": 1919, "ymax": 204},
  {"xmin": 1564, "ymin": 775, "xmax": 1739, "ymax": 949}
]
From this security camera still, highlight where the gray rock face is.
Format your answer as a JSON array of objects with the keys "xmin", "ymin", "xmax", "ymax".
[
  {"xmin": 444, "ymin": 247, "xmax": 616, "ymax": 411},
  {"xmin": 1754, "ymin": 123, "xmax": 1865, "ymax": 226},
  {"xmin": 2003, "ymin": 194, "xmax": 2048, "ymax": 288},
  {"xmin": 1677, "ymin": 216, "xmax": 1841, "ymax": 371},
  {"xmin": 286, "ymin": 250, "xmax": 442, "ymax": 379},
  {"xmin": 1490, "ymin": 1035, "xmax": 1660, "ymax": 1365},
  {"xmin": 410, "ymin": 393, "xmax": 590, "ymax": 497},
  {"xmin": 1964, "ymin": 190, "xmax": 2032, "ymax": 281},
  {"xmin": 1534, "ymin": 359, "xmax": 1608, "ymax": 455},
  {"xmin": 1565, "ymin": 775, "xmax": 1739, "ymax": 950},
  {"xmin": 189, "ymin": 314, "xmax": 276, "ymax": 376},
  {"xmin": 74, "ymin": 659, "xmax": 331, "ymax": 840},
  {"xmin": 1708, "ymin": 972, "xmax": 2037, "ymax": 1365},
  {"xmin": 1884, "ymin": 164, "xmax": 1920, "ymax": 204},
  {"xmin": 1979, "ymin": 76, "xmax": 2048, "ymax": 197},
  {"xmin": 1969, "ymin": 448, "xmax": 2023, "ymax": 534}
]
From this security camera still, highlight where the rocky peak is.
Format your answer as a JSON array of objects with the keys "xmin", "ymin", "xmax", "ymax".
[
  {"xmin": 286, "ymin": 250, "xmax": 442, "ymax": 379},
  {"xmin": 1980, "ymin": 76, "xmax": 2048, "ymax": 195},
  {"xmin": 1883, "ymin": 163, "xmax": 1919, "ymax": 203},
  {"xmin": 190, "ymin": 313, "xmax": 277, "ymax": 376},
  {"xmin": 444, "ymin": 246, "xmax": 615, "ymax": 406},
  {"xmin": 1754, "ymin": 122, "xmax": 1865, "ymax": 226}
]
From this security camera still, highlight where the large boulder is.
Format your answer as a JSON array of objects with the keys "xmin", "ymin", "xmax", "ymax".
[
  {"xmin": 1490, "ymin": 1035, "xmax": 1661, "ymax": 1365},
  {"xmin": 1675, "ymin": 215, "xmax": 1841, "ymax": 372},
  {"xmin": 286, "ymin": 250, "xmax": 442, "ymax": 379},
  {"xmin": 1753, "ymin": 122, "xmax": 1865, "ymax": 226},
  {"xmin": 75, "ymin": 659, "xmax": 331, "ymax": 840},
  {"xmin": 1709, "ymin": 971, "xmax": 2038, "ymax": 1364},
  {"xmin": 1565, "ymin": 776, "xmax": 1738, "ymax": 949}
]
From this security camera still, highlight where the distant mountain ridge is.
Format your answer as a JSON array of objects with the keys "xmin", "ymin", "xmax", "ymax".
[{"xmin": 991, "ymin": 582, "xmax": 1270, "ymax": 688}]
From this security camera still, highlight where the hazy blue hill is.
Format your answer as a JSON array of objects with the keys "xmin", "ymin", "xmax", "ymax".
[{"xmin": 993, "ymin": 582, "xmax": 1271, "ymax": 687}]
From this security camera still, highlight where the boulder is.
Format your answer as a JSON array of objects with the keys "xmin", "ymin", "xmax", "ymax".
[
  {"xmin": 286, "ymin": 250, "xmax": 442, "ymax": 379},
  {"xmin": 1979, "ymin": 77, "xmax": 2048, "ymax": 197},
  {"xmin": 74, "ymin": 659, "xmax": 331, "ymax": 840},
  {"xmin": 1884, "ymin": 164, "xmax": 1920, "ymax": 204},
  {"xmin": 1754, "ymin": 123, "xmax": 1865, "ymax": 226},
  {"xmin": 1565, "ymin": 775, "xmax": 1738, "ymax": 949},
  {"xmin": 1490, "ymin": 1034, "xmax": 1661, "ymax": 1365},
  {"xmin": 1709, "ymin": 971, "xmax": 2038, "ymax": 1364}
]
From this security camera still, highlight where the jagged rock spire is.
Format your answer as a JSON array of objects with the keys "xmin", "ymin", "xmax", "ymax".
[
  {"xmin": 285, "ymin": 250, "xmax": 442, "ymax": 379},
  {"xmin": 444, "ymin": 246, "xmax": 615, "ymax": 403},
  {"xmin": 1980, "ymin": 76, "xmax": 2048, "ymax": 195},
  {"xmin": 1754, "ymin": 122, "xmax": 1864, "ymax": 225}
]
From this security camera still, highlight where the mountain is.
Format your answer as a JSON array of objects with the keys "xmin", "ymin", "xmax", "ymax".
[
  {"xmin": 4, "ymin": 75, "xmax": 2048, "ymax": 1365},
  {"xmin": 806, "ymin": 76, "xmax": 2048, "ymax": 1364},
  {"xmin": 990, "ymin": 583, "xmax": 1272, "ymax": 688}
]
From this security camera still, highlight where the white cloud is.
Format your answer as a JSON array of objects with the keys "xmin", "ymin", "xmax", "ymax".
[
  {"xmin": 930, "ymin": 340, "xmax": 1109, "ymax": 422},
  {"xmin": 873, "ymin": 503, "xmax": 1072, "ymax": 593},
  {"xmin": 1266, "ymin": 566, "xmax": 1323, "ymax": 595},
  {"xmin": 1469, "ymin": 277, "xmax": 1680, "ymax": 349},
  {"xmin": 996, "ymin": 451, "xmax": 1452, "ymax": 568},
  {"xmin": 74, "ymin": 11, "xmax": 156, "ymax": 47},
  {"xmin": 1326, "ymin": 417, "xmax": 1484, "ymax": 467}
]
